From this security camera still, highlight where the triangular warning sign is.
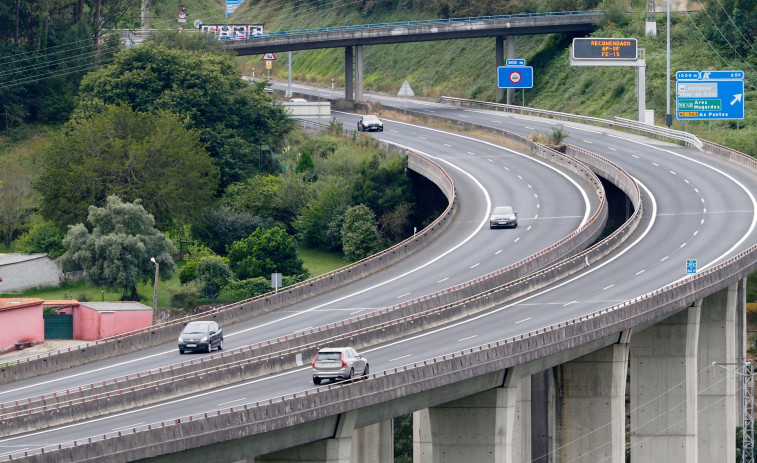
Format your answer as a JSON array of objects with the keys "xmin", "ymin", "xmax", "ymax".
[
  {"xmin": 262, "ymin": 53, "xmax": 276, "ymax": 61},
  {"xmin": 397, "ymin": 80, "xmax": 414, "ymax": 97}
]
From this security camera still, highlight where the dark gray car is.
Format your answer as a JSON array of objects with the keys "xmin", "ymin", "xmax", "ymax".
[
  {"xmin": 312, "ymin": 347, "xmax": 368, "ymax": 384},
  {"xmin": 489, "ymin": 205, "xmax": 518, "ymax": 229},
  {"xmin": 178, "ymin": 321, "xmax": 223, "ymax": 354}
]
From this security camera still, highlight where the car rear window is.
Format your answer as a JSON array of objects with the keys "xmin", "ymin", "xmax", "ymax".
[{"xmin": 316, "ymin": 352, "xmax": 341, "ymax": 361}]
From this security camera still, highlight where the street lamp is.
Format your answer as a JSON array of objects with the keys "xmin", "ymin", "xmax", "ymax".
[{"xmin": 150, "ymin": 257, "xmax": 159, "ymax": 323}]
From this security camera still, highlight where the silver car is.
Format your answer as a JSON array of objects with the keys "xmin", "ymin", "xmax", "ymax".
[
  {"xmin": 357, "ymin": 115, "xmax": 383, "ymax": 132},
  {"xmin": 312, "ymin": 347, "xmax": 369, "ymax": 384},
  {"xmin": 489, "ymin": 205, "xmax": 518, "ymax": 229}
]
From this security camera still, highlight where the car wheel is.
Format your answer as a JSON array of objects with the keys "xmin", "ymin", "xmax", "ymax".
[
  {"xmin": 217, "ymin": 339, "xmax": 223, "ymax": 351},
  {"xmin": 363, "ymin": 364, "xmax": 369, "ymax": 377},
  {"xmin": 313, "ymin": 377, "xmax": 321, "ymax": 385},
  {"xmin": 347, "ymin": 367, "xmax": 354, "ymax": 380},
  {"xmin": 207, "ymin": 342, "xmax": 213, "ymax": 353},
  {"xmin": 179, "ymin": 349, "xmax": 185, "ymax": 354}
]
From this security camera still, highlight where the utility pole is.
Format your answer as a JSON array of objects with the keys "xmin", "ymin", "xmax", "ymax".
[{"xmin": 150, "ymin": 257, "xmax": 159, "ymax": 324}]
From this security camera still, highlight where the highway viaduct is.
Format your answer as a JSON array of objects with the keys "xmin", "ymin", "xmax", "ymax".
[
  {"xmin": 222, "ymin": 11, "xmax": 600, "ymax": 104},
  {"xmin": 4, "ymin": 15, "xmax": 756, "ymax": 463}
]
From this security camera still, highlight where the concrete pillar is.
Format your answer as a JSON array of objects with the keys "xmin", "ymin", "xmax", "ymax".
[
  {"xmin": 496, "ymin": 36, "xmax": 504, "ymax": 103},
  {"xmin": 698, "ymin": 285, "xmax": 737, "ymax": 463},
  {"xmin": 355, "ymin": 45, "xmax": 364, "ymax": 102},
  {"xmin": 257, "ymin": 411, "xmax": 356, "ymax": 462},
  {"xmin": 516, "ymin": 375, "xmax": 532, "ymax": 463},
  {"xmin": 630, "ymin": 305, "xmax": 700, "ymax": 463},
  {"xmin": 506, "ymin": 35, "xmax": 515, "ymax": 106},
  {"xmin": 345, "ymin": 46, "xmax": 353, "ymax": 101},
  {"xmin": 531, "ymin": 370, "xmax": 555, "ymax": 463},
  {"xmin": 414, "ymin": 368, "xmax": 525, "ymax": 463},
  {"xmin": 352, "ymin": 420, "xmax": 393, "ymax": 463},
  {"xmin": 557, "ymin": 332, "xmax": 631, "ymax": 463}
]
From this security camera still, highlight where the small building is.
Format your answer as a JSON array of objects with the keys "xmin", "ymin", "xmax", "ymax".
[
  {"xmin": 0, "ymin": 254, "xmax": 62, "ymax": 293},
  {"xmin": 56, "ymin": 301, "xmax": 153, "ymax": 341},
  {"xmin": 0, "ymin": 298, "xmax": 44, "ymax": 354}
]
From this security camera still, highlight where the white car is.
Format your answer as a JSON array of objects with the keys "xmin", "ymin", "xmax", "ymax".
[{"xmin": 312, "ymin": 347, "xmax": 369, "ymax": 384}]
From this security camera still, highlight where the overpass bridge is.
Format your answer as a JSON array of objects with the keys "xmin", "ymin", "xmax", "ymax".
[
  {"xmin": 223, "ymin": 11, "xmax": 600, "ymax": 103},
  {"xmin": 3, "ymin": 86, "xmax": 755, "ymax": 463}
]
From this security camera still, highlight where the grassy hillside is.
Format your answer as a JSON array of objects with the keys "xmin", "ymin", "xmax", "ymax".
[{"xmin": 190, "ymin": 1, "xmax": 756, "ymax": 155}]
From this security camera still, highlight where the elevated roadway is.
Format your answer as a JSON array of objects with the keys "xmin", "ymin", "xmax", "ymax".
[{"xmin": 3, "ymin": 81, "xmax": 756, "ymax": 462}]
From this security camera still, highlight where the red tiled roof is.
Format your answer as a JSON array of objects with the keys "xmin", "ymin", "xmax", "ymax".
[
  {"xmin": 42, "ymin": 300, "xmax": 80, "ymax": 307},
  {"xmin": 0, "ymin": 298, "xmax": 44, "ymax": 311}
]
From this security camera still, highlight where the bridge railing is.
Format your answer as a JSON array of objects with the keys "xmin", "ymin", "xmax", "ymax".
[
  {"xmin": 226, "ymin": 10, "xmax": 602, "ymax": 40},
  {"xmin": 436, "ymin": 97, "xmax": 704, "ymax": 150}
]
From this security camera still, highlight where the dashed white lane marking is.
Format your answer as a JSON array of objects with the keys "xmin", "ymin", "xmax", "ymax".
[
  {"xmin": 661, "ymin": 256, "xmax": 669, "ymax": 261},
  {"xmin": 389, "ymin": 355, "xmax": 411, "ymax": 362},
  {"xmin": 218, "ymin": 399, "xmax": 246, "ymax": 407},
  {"xmin": 513, "ymin": 237, "xmax": 520, "ymax": 243},
  {"xmin": 495, "ymin": 250, "xmax": 503, "ymax": 255},
  {"xmin": 635, "ymin": 270, "xmax": 645, "ymax": 275},
  {"xmin": 603, "ymin": 284, "xmax": 615, "ymax": 290},
  {"xmin": 652, "ymin": 162, "xmax": 660, "ymax": 166},
  {"xmin": 470, "ymin": 263, "xmax": 480, "ymax": 268},
  {"xmin": 609, "ymin": 147, "xmax": 617, "ymax": 151},
  {"xmin": 516, "ymin": 317, "xmax": 531, "ymax": 324},
  {"xmin": 396, "ymin": 292, "xmax": 411, "ymax": 298},
  {"xmin": 457, "ymin": 335, "xmax": 477, "ymax": 342},
  {"xmin": 444, "ymin": 143, "xmax": 452, "ymax": 147},
  {"xmin": 437, "ymin": 277, "xmax": 449, "ymax": 283}
]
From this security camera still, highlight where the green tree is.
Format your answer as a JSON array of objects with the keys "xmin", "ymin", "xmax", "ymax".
[
  {"xmin": 341, "ymin": 204, "xmax": 382, "ymax": 261},
  {"xmin": 196, "ymin": 256, "xmax": 232, "ymax": 303},
  {"xmin": 192, "ymin": 206, "xmax": 278, "ymax": 254},
  {"xmin": 58, "ymin": 196, "xmax": 177, "ymax": 301},
  {"xmin": 296, "ymin": 150, "xmax": 316, "ymax": 174},
  {"xmin": 227, "ymin": 227, "xmax": 306, "ymax": 280},
  {"xmin": 0, "ymin": 162, "xmax": 33, "ymax": 248},
  {"xmin": 75, "ymin": 43, "xmax": 294, "ymax": 186},
  {"xmin": 178, "ymin": 244, "xmax": 217, "ymax": 285},
  {"xmin": 351, "ymin": 154, "xmax": 413, "ymax": 219},
  {"xmin": 296, "ymin": 176, "xmax": 351, "ymax": 250},
  {"xmin": 36, "ymin": 105, "xmax": 219, "ymax": 229},
  {"xmin": 18, "ymin": 221, "xmax": 66, "ymax": 258}
]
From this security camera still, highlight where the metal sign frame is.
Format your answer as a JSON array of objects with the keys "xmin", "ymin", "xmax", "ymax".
[{"xmin": 675, "ymin": 70, "xmax": 745, "ymax": 121}]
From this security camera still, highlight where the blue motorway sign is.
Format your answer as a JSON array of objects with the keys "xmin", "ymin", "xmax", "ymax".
[
  {"xmin": 686, "ymin": 259, "xmax": 697, "ymax": 274},
  {"xmin": 676, "ymin": 70, "xmax": 744, "ymax": 120},
  {"xmin": 497, "ymin": 66, "xmax": 533, "ymax": 89}
]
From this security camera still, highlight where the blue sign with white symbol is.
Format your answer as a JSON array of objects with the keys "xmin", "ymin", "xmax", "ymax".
[
  {"xmin": 506, "ymin": 59, "xmax": 526, "ymax": 66},
  {"xmin": 676, "ymin": 70, "xmax": 744, "ymax": 120},
  {"xmin": 686, "ymin": 259, "xmax": 697, "ymax": 274},
  {"xmin": 497, "ymin": 66, "xmax": 533, "ymax": 89}
]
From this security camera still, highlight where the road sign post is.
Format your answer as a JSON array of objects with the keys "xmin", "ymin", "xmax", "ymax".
[{"xmin": 675, "ymin": 70, "xmax": 744, "ymax": 121}]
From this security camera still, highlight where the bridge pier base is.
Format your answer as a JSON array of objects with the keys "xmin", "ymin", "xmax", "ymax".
[
  {"xmin": 630, "ymin": 305, "xmax": 700, "ymax": 463},
  {"xmin": 557, "ymin": 332, "xmax": 631, "ymax": 463},
  {"xmin": 413, "ymin": 368, "xmax": 528, "ymax": 463}
]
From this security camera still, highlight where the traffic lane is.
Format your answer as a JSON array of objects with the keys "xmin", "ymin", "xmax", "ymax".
[{"xmin": 0, "ymin": 116, "xmax": 591, "ymax": 405}]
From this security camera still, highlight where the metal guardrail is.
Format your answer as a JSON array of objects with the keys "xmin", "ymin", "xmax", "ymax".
[
  {"xmin": 436, "ymin": 97, "xmax": 705, "ymax": 151},
  {"xmin": 218, "ymin": 10, "xmax": 602, "ymax": 41}
]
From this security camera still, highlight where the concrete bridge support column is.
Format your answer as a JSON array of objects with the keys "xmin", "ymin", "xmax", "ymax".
[
  {"xmin": 630, "ymin": 305, "xmax": 700, "ymax": 463},
  {"xmin": 413, "ymin": 368, "xmax": 527, "ymax": 463},
  {"xmin": 557, "ymin": 332, "xmax": 631, "ymax": 463},
  {"xmin": 697, "ymin": 285, "xmax": 738, "ymax": 463},
  {"xmin": 257, "ymin": 411, "xmax": 357, "ymax": 462},
  {"xmin": 496, "ymin": 36, "xmax": 504, "ymax": 103},
  {"xmin": 355, "ymin": 45, "xmax": 364, "ymax": 102},
  {"xmin": 352, "ymin": 420, "xmax": 393, "ymax": 463},
  {"xmin": 345, "ymin": 46, "xmax": 354, "ymax": 101},
  {"xmin": 506, "ymin": 35, "xmax": 515, "ymax": 106}
]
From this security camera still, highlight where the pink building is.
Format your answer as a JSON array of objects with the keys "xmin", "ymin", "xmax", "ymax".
[
  {"xmin": 56, "ymin": 301, "xmax": 153, "ymax": 341},
  {"xmin": 0, "ymin": 298, "xmax": 44, "ymax": 354}
]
